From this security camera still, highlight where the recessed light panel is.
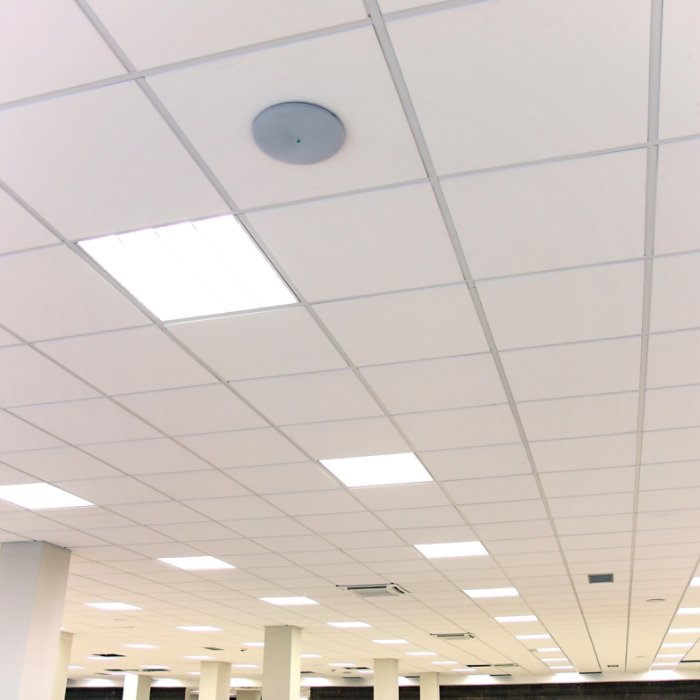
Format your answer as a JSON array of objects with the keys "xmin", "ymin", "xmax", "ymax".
[
  {"xmin": 668, "ymin": 628, "xmax": 700, "ymax": 634},
  {"xmin": 320, "ymin": 453, "xmax": 432, "ymax": 488},
  {"xmin": 691, "ymin": 577, "xmax": 700, "ymax": 587},
  {"xmin": 177, "ymin": 626, "xmax": 221, "ymax": 632},
  {"xmin": 159, "ymin": 556, "xmax": 234, "ymax": 571},
  {"xmin": 327, "ymin": 622, "xmax": 371, "ymax": 628},
  {"xmin": 657, "ymin": 654, "xmax": 684, "ymax": 658},
  {"xmin": 516, "ymin": 634, "xmax": 551, "ymax": 640},
  {"xmin": 373, "ymin": 639, "xmax": 409, "ymax": 644},
  {"xmin": 451, "ymin": 668, "xmax": 476, "ymax": 672},
  {"xmin": 79, "ymin": 214, "xmax": 296, "ymax": 322},
  {"xmin": 406, "ymin": 652, "xmax": 437, "ymax": 656},
  {"xmin": 0, "ymin": 483, "xmax": 94, "ymax": 510},
  {"xmin": 537, "ymin": 648, "xmax": 561, "ymax": 652},
  {"xmin": 432, "ymin": 661, "xmax": 458, "ymax": 665},
  {"xmin": 542, "ymin": 658, "xmax": 568, "ymax": 663},
  {"xmin": 464, "ymin": 587, "xmax": 518, "ymax": 598},
  {"xmin": 678, "ymin": 608, "xmax": 700, "ymax": 615},
  {"xmin": 259, "ymin": 597, "xmax": 318, "ymax": 606},
  {"xmin": 414, "ymin": 541, "xmax": 488, "ymax": 559},
  {"xmin": 85, "ymin": 602, "xmax": 141, "ymax": 611},
  {"xmin": 301, "ymin": 654, "xmax": 322, "ymax": 658},
  {"xmin": 495, "ymin": 615, "xmax": 538, "ymax": 623},
  {"xmin": 662, "ymin": 643, "xmax": 692, "ymax": 648}
]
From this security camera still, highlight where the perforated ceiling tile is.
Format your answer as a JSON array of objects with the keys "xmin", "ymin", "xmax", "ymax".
[
  {"xmin": 37, "ymin": 326, "xmax": 215, "ymax": 396},
  {"xmin": 645, "ymin": 386, "xmax": 700, "ymax": 431},
  {"xmin": 0, "ymin": 82, "xmax": 228, "ymax": 240},
  {"xmin": 87, "ymin": 0, "xmax": 367, "ymax": 69},
  {"xmin": 529, "ymin": 434, "xmax": 637, "ymax": 473},
  {"xmin": 0, "ymin": 412, "xmax": 65, "ymax": 453},
  {"xmin": 226, "ymin": 462, "xmax": 338, "ymax": 495},
  {"xmin": 169, "ymin": 307, "xmax": 346, "ymax": 381},
  {"xmin": 419, "ymin": 443, "xmax": 532, "ymax": 481},
  {"xmin": 650, "ymin": 253, "xmax": 700, "ymax": 332},
  {"xmin": 0, "ymin": 247, "xmax": 150, "ymax": 342},
  {"xmin": 148, "ymin": 28, "xmax": 424, "ymax": 209},
  {"xmin": 477, "ymin": 262, "xmax": 644, "ymax": 350},
  {"xmin": 248, "ymin": 184, "xmax": 463, "ymax": 302},
  {"xmin": 0, "ymin": 446, "xmax": 120, "ymax": 482},
  {"xmin": 443, "ymin": 149, "xmax": 646, "ymax": 279}
]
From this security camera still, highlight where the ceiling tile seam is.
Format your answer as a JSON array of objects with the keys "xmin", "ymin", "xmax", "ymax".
[
  {"xmin": 0, "ymin": 9, "xmax": 373, "ymax": 116},
  {"xmin": 363, "ymin": 0, "xmax": 607, "ymax": 671},
  {"xmin": 383, "ymin": 0, "xmax": 493, "ymax": 23},
  {"xmin": 625, "ymin": 0, "xmax": 664, "ymax": 672}
]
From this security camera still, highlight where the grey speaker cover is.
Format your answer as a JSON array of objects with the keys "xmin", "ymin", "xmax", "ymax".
[{"xmin": 252, "ymin": 102, "xmax": 345, "ymax": 165}]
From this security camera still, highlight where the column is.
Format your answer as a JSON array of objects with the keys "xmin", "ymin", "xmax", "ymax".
[
  {"xmin": 419, "ymin": 673, "xmax": 439, "ymax": 700},
  {"xmin": 374, "ymin": 658, "xmax": 399, "ymax": 700},
  {"xmin": 263, "ymin": 626, "xmax": 301, "ymax": 700},
  {"xmin": 123, "ymin": 673, "xmax": 151, "ymax": 700},
  {"xmin": 51, "ymin": 631, "xmax": 74, "ymax": 700},
  {"xmin": 237, "ymin": 691, "xmax": 262, "ymax": 700},
  {"xmin": 200, "ymin": 661, "xmax": 232, "ymax": 700},
  {"xmin": 0, "ymin": 541, "xmax": 71, "ymax": 700}
]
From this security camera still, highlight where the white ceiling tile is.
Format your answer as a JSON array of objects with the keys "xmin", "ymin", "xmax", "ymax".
[
  {"xmin": 82, "ymin": 439, "xmax": 212, "ymax": 476},
  {"xmin": 444, "ymin": 150, "xmax": 646, "ymax": 279},
  {"xmin": 547, "ymin": 493, "xmax": 634, "ymax": 519},
  {"xmin": 53, "ymin": 476, "xmax": 169, "ymax": 506},
  {"xmin": 642, "ymin": 427, "xmax": 700, "ymax": 464},
  {"xmin": 225, "ymin": 463, "xmax": 338, "ymax": 497},
  {"xmin": 82, "ymin": 526, "xmax": 173, "ymax": 546},
  {"xmin": 0, "ymin": 0, "xmax": 125, "ymax": 103},
  {"xmin": 148, "ymin": 28, "xmax": 423, "ymax": 209},
  {"xmin": 0, "ymin": 247, "xmax": 150, "ymax": 341},
  {"xmin": 459, "ymin": 499, "xmax": 547, "ymax": 525},
  {"xmin": 251, "ymin": 535, "xmax": 333, "ymax": 553},
  {"xmin": 184, "ymin": 495, "xmax": 285, "ymax": 521},
  {"xmin": 394, "ymin": 524, "xmax": 477, "ymax": 545},
  {"xmin": 295, "ymin": 511, "xmax": 386, "ymax": 534},
  {"xmin": 0, "ymin": 189, "xmax": 58, "ymax": 255},
  {"xmin": 169, "ymin": 307, "xmax": 346, "ymax": 380},
  {"xmin": 0, "ymin": 82, "xmax": 228, "ymax": 240},
  {"xmin": 233, "ymin": 369, "xmax": 381, "ymax": 425},
  {"xmin": 248, "ymin": 184, "xmax": 462, "ymax": 302},
  {"xmin": 655, "ymin": 141, "xmax": 700, "ymax": 255},
  {"xmin": 518, "ymin": 393, "xmax": 638, "ymax": 441},
  {"xmin": 640, "ymin": 462, "xmax": 700, "ymax": 491},
  {"xmin": 638, "ymin": 487, "xmax": 700, "ymax": 513},
  {"xmin": 221, "ymin": 517, "xmax": 312, "ymax": 538},
  {"xmin": 477, "ymin": 262, "xmax": 644, "ymax": 350},
  {"xmin": 379, "ymin": 0, "xmax": 443, "ymax": 11},
  {"xmin": 48, "ymin": 508, "xmax": 137, "ymax": 530},
  {"xmin": 501, "ymin": 338, "xmax": 641, "ymax": 402},
  {"xmin": 361, "ymin": 353, "xmax": 506, "ymax": 414},
  {"xmin": 650, "ymin": 253, "xmax": 700, "ymax": 332},
  {"xmin": 443, "ymin": 474, "xmax": 541, "ymax": 505},
  {"xmin": 351, "ymin": 483, "xmax": 451, "ymax": 511},
  {"xmin": 419, "ymin": 444, "xmax": 532, "ymax": 481},
  {"xmin": 659, "ymin": 0, "xmax": 700, "ymax": 138},
  {"xmin": 476, "ymin": 520, "xmax": 554, "ymax": 542},
  {"xmin": 150, "ymin": 521, "xmax": 238, "ymax": 543},
  {"xmin": 0, "ymin": 446, "xmax": 119, "ymax": 481},
  {"xmin": 313, "ymin": 285, "xmax": 487, "ymax": 366},
  {"xmin": 554, "ymin": 514, "xmax": 633, "ymax": 536},
  {"xmin": 116, "ymin": 384, "xmax": 267, "ymax": 436},
  {"xmin": 0, "ymin": 411, "xmax": 65, "ymax": 452},
  {"xmin": 645, "ymin": 386, "xmax": 700, "ymax": 431},
  {"xmin": 530, "ymin": 434, "xmax": 637, "ymax": 474},
  {"xmin": 0, "ymin": 462, "xmax": 38, "ymax": 486},
  {"xmin": 37, "ymin": 326, "xmax": 215, "ymax": 395},
  {"xmin": 0, "ymin": 345, "xmax": 98, "ymax": 407},
  {"xmin": 281, "ymin": 417, "xmax": 409, "ymax": 459},
  {"xmin": 324, "ymin": 530, "xmax": 403, "ymax": 549},
  {"xmin": 540, "ymin": 467, "xmax": 635, "ymax": 499},
  {"xmin": 88, "ymin": 0, "xmax": 367, "ymax": 69},
  {"xmin": 0, "ymin": 329, "xmax": 20, "ymax": 348},
  {"xmin": 647, "ymin": 330, "xmax": 700, "ymax": 388},
  {"xmin": 376, "ymin": 506, "xmax": 463, "ymax": 530},
  {"xmin": 388, "ymin": 0, "xmax": 650, "ymax": 174},
  {"xmin": 107, "ymin": 501, "xmax": 208, "ymax": 526},
  {"xmin": 178, "ymin": 428, "xmax": 305, "ymax": 468},
  {"xmin": 396, "ymin": 405, "xmax": 520, "ymax": 451},
  {"xmin": 265, "ymin": 490, "xmax": 362, "ymax": 516},
  {"xmin": 10, "ymin": 398, "xmax": 160, "ymax": 445}
]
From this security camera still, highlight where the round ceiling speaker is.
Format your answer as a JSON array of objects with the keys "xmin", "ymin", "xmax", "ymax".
[{"xmin": 252, "ymin": 102, "xmax": 345, "ymax": 165}]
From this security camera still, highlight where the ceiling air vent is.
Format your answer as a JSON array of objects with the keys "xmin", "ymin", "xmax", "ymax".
[
  {"xmin": 495, "ymin": 664, "xmax": 519, "ymax": 668},
  {"xmin": 588, "ymin": 573, "xmax": 614, "ymax": 584},
  {"xmin": 91, "ymin": 653, "xmax": 126, "ymax": 658},
  {"xmin": 338, "ymin": 583, "xmax": 408, "ymax": 599},
  {"xmin": 430, "ymin": 633, "xmax": 475, "ymax": 640}
]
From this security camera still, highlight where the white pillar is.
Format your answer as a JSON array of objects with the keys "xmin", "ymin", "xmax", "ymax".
[
  {"xmin": 237, "ymin": 691, "xmax": 262, "ymax": 700},
  {"xmin": 51, "ymin": 631, "xmax": 74, "ymax": 700},
  {"xmin": 123, "ymin": 673, "xmax": 151, "ymax": 700},
  {"xmin": 0, "ymin": 541, "xmax": 71, "ymax": 700},
  {"xmin": 374, "ymin": 658, "xmax": 399, "ymax": 700},
  {"xmin": 419, "ymin": 672, "xmax": 439, "ymax": 700},
  {"xmin": 263, "ymin": 626, "xmax": 301, "ymax": 700},
  {"xmin": 200, "ymin": 661, "xmax": 232, "ymax": 700}
]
